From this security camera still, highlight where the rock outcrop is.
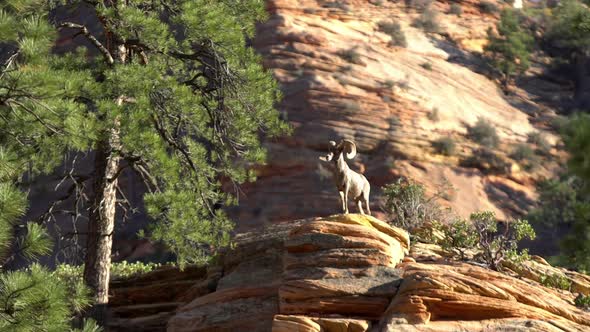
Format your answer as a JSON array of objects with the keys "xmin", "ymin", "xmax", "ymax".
[
  {"xmin": 108, "ymin": 266, "xmax": 208, "ymax": 331},
  {"xmin": 382, "ymin": 262, "xmax": 589, "ymax": 328},
  {"xmin": 167, "ymin": 214, "xmax": 408, "ymax": 331},
  {"xmin": 108, "ymin": 214, "xmax": 590, "ymax": 331}
]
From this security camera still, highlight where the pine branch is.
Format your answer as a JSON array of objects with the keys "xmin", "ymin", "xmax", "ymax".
[
  {"xmin": 150, "ymin": 113, "xmax": 216, "ymax": 216},
  {"xmin": 58, "ymin": 22, "xmax": 114, "ymax": 65},
  {"xmin": 7, "ymin": 100, "xmax": 62, "ymax": 135},
  {"xmin": 122, "ymin": 153, "xmax": 161, "ymax": 193},
  {"xmin": 0, "ymin": 51, "xmax": 19, "ymax": 81}
]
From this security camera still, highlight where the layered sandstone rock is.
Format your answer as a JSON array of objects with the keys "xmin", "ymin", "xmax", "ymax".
[
  {"xmin": 273, "ymin": 315, "xmax": 370, "ymax": 332},
  {"xmin": 280, "ymin": 214, "xmax": 406, "ymax": 318},
  {"xmin": 108, "ymin": 214, "xmax": 590, "ymax": 331},
  {"xmin": 503, "ymin": 256, "xmax": 590, "ymax": 296},
  {"xmin": 381, "ymin": 262, "xmax": 590, "ymax": 328},
  {"xmin": 108, "ymin": 266, "xmax": 210, "ymax": 331},
  {"xmin": 166, "ymin": 214, "xmax": 408, "ymax": 332}
]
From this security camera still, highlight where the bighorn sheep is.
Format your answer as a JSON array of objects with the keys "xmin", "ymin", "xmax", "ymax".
[{"xmin": 319, "ymin": 139, "xmax": 371, "ymax": 215}]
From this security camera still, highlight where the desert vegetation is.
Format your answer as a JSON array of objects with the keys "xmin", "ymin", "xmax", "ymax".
[
  {"xmin": 485, "ymin": 8, "xmax": 533, "ymax": 92},
  {"xmin": 413, "ymin": 5, "xmax": 442, "ymax": 33},
  {"xmin": 509, "ymin": 143, "xmax": 540, "ymax": 170},
  {"xmin": 378, "ymin": 21, "xmax": 408, "ymax": 47},
  {"xmin": 432, "ymin": 136, "xmax": 456, "ymax": 156},
  {"xmin": 450, "ymin": 3, "xmax": 462, "ymax": 16},
  {"xmin": 381, "ymin": 177, "xmax": 453, "ymax": 232},
  {"xmin": 467, "ymin": 118, "xmax": 500, "ymax": 148},
  {"xmin": 382, "ymin": 179, "xmax": 536, "ymax": 271},
  {"xmin": 338, "ymin": 47, "xmax": 363, "ymax": 64},
  {"xmin": 479, "ymin": 0, "xmax": 499, "ymax": 14},
  {"xmin": 539, "ymin": 273, "xmax": 573, "ymax": 291}
]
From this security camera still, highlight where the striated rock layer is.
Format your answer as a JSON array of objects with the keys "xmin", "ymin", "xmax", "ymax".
[
  {"xmin": 230, "ymin": 0, "xmax": 563, "ymax": 230},
  {"xmin": 108, "ymin": 214, "xmax": 590, "ymax": 331},
  {"xmin": 167, "ymin": 214, "xmax": 408, "ymax": 332}
]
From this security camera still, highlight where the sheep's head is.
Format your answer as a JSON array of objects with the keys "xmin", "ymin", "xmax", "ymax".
[{"xmin": 319, "ymin": 139, "xmax": 357, "ymax": 163}]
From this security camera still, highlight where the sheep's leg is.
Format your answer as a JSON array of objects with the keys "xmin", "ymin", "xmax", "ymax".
[
  {"xmin": 339, "ymin": 191, "xmax": 346, "ymax": 213},
  {"xmin": 343, "ymin": 190, "xmax": 349, "ymax": 214},
  {"xmin": 365, "ymin": 198, "xmax": 371, "ymax": 216},
  {"xmin": 357, "ymin": 199, "xmax": 365, "ymax": 215}
]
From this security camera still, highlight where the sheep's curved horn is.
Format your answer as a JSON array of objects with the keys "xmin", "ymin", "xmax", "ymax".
[
  {"xmin": 341, "ymin": 139, "xmax": 357, "ymax": 159},
  {"xmin": 329, "ymin": 140, "xmax": 336, "ymax": 147}
]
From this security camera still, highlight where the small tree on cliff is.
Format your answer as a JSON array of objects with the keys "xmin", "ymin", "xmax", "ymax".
[
  {"xmin": 485, "ymin": 8, "xmax": 533, "ymax": 92},
  {"xmin": 0, "ymin": 0, "xmax": 289, "ymax": 324}
]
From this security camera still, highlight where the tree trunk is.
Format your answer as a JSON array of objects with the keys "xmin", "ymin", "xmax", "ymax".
[{"xmin": 84, "ymin": 118, "xmax": 120, "ymax": 325}]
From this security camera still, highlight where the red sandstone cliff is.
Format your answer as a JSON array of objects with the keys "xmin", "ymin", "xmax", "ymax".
[{"xmin": 231, "ymin": 0, "xmax": 564, "ymax": 230}]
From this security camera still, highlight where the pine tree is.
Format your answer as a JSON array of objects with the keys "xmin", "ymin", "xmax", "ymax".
[
  {"xmin": 0, "ymin": 149, "xmax": 95, "ymax": 331},
  {"xmin": 0, "ymin": 0, "xmax": 289, "ymax": 324},
  {"xmin": 485, "ymin": 8, "xmax": 533, "ymax": 92}
]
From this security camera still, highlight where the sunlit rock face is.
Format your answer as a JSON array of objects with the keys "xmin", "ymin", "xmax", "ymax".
[
  {"xmin": 166, "ymin": 214, "xmax": 408, "ymax": 332},
  {"xmin": 107, "ymin": 214, "xmax": 590, "ymax": 332},
  {"xmin": 230, "ymin": 0, "xmax": 561, "ymax": 231}
]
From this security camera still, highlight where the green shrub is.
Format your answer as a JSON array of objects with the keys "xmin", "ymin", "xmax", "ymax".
[
  {"xmin": 55, "ymin": 261, "xmax": 163, "ymax": 282},
  {"xmin": 111, "ymin": 261, "xmax": 163, "ymax": 278},
  {"xmin": 539, "ymin": 273, "xmax": 572, "ymax": 291},
  {"xmin": 468, "ymin": 118, "xmax": 500, "ymax": 148},
  {"xmin": 450, "ymin": 3, "xmax": 463, "ymax": 16},
  {"xmin": 381, "ymin": 79, "xmax": 410, "ymax": 91},
  {"xmin": 383, "ymin": 79, "xmax": 396, "ymax": 89},
  {"xmin": 527, "ymin": 131, "xmax": 552, "ymax": 155},
  {"xmin": 510, "ymin": 143, "xmax": 535, "ymax": 161},
  {"xmin": 397, "ymin": 79, "xmax": 410, "ymax": 90},
  {"xmin": 378, "ymin": 21, "xmax": 408, "ymax": 47},
  {"xmin": 527, "ymin": 176, "xmax": 590, "ymax": 272},
  {"xmin": 479, "ymin": 0, "xmax": 499, "ymax": 14},
  {"xmin": 421, "ymin": 62, "xmax": 433, "ymax": 70},
  {"xmin": 433, "ymin": 136, "xmax": 456, "ymax": 156},
  {"xmin": 414, "ymin": 6, "xmax": 441, "ymax": 33},
  {"xmin": 340, "ymin": 99, "xmax": 362, "ymax": 113},
  {"xmin": 462, "ymin": 148, "xmax": 509, "ymax": 174},
  {"xmin": 528, "ymin": 177, "xmax": 584, "ymax": 228},
  {"xmin": 323, "ymin": 1, "xmax": 351, "ymax": 11},
  {"xmin": 338, "ymin": 47, "xmax": 362, "ymax": 64},
  {"xmin": 382, "ymin": 178, "xmax": 450, "ymax": 231},
  {"xmin": 510, "ymin": 143, "xmax": 540, "ymax": 170},
  {"xmin": 575, "ymin": 293, "xmax": 590, "ymax": 309},
  {"xmin": 471, "ymin": 212, "xmax": 536, "ymax": 271},
  {"xmin": 550, "ymin": 115, "xmax": 569, "ymax": 132},
  {"xmin": 428, "ymin": 107, "xmax": 440, "ymax": 121},
  {"xmin": 437, "ymin": 211, "xmax": 535, "ymax": 269},
  {"xmin": 409, "ymin": 0, "xmax": 433, "ymax": 9},
  {"xmin": 389, "ymin": 115, "xmax": 400, "ymax": 127},
  {"xmin": 440, "ymin": 219, "xmax": 479, "ymax": 260}
]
